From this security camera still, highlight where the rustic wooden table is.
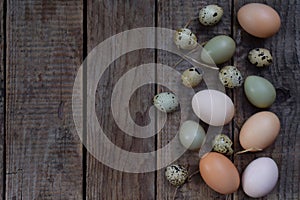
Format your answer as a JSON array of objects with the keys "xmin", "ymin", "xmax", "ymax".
[{"xmin": 0, "ymin": 0, "xmax": 299, "ymax": 199}]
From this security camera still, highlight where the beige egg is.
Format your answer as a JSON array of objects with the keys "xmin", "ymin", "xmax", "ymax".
[{"xmin": 239, "ymin": 111, "xmax": 280, "ymax": 151}]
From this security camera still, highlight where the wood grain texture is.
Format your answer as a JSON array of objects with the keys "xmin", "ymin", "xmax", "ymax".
[
  {"xmin": 5, "ymin": 0, "xmax": 83, "ymax": 199},
  {"xmin": 233, "ymin": 0, "xmax": 300, "ymax": 199},
  {"xmin": 0, "ymin": 0, "xmax": 4, "ymax": 198},
  {"xmin": 2, "ymin": 0, "xmax": 299, "ymax": 199},
  {"xmin": 156, "ymin": 1, "xmax": 233, "ymax": 199},
  {"xmin": 86, "ymin": 0, "xmax": 156, "ymax": 199}
]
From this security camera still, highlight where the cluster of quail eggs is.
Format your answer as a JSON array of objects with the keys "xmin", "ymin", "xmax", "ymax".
[
  {"xmin": 173, "ymin": 6, "xmax": 246, "ymax": 90},
  {"xmin": 154, "ymin": 4, "xmax": 275, "ymax": 114},
  {"xmin": 152, "ymin": 3, "xmax": 280, "ymax": 199}
]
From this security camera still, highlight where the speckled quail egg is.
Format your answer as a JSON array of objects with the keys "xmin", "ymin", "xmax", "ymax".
[
  {"xmin": 199, "ymin": 5, "xmax": 224, "ymax": 26},
  {"xmin": 174, "ymin": 28, "xmax": 198, "ymax": 50},
  {"xmin": 219, "ymin": 66, "xmax": 243, "ymax": 88},
  {"xmin": 165, "ymin": 164, "xmax": 188, "ymax": 186},
  {"xmin": 212, "ymin": 134, "xmax": 233, "ymax": 156},
  {"xmin": 181, "ymin": 67, "xmax": 203, "ymax": 88},
  {"xmin": 248, "ymin": 48, "xmax": 273, "ymax": 67},
  {"xmin": 153, "ymin": 92, "xmax": 179, "ymax": 113}
]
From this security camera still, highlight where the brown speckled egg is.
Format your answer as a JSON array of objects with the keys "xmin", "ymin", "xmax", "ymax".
[
  {"xmin": 153, "ymin": 92, "xmax": 179, "ymax": 113},
  {"xmin": 212, "ymin": 134, "xmax": 233, "ymax": 156},
  {"xmin": 181, "ymin": 67, "xmax": 203, "ymax": 88},
  {"xmin": 219, "ymin": 66, "xmax": 243, "ymax": 88},
  {"xmin": 165, "ymin": 164, "xmax": 188, "ymax": 186},
  {"xmin": 248, "ymin": 48, "xmax": 273, "ymax": 67},
  {"xmin": 174, "ymin": 28, "xmax": 198, "ymax": 50},
  {"xmin": 199, "ymin": 5, "xmax": 223, "ymax": 26}
]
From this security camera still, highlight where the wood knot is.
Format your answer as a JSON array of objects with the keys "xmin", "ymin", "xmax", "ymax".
[{"xmin": 276, "ymin": 87, "xmax": 291, "ymax": 104}]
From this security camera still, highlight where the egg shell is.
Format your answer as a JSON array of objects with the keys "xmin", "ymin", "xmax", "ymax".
[
  {"xmin": 174, "ymin": 28, "xmax": 198, "ymax": 50},
  {"xmin": 237, "ymin": 3, "xmax": 281, "ymax": 38},
  {"xmin": 239, "ymin": 111, "xmax": 280, "ymax": 151},
  {"xmin": 153, "ymin": 92, "xmax": 179, "ymax": 113},
  {"xmin": 179, "ymin": 120, "xmax": 206, "ymax": 150},
  {"xmin": 244, "ymin": 75, "xmax": 276, "ymax": 108},
  {"xmin": 199, "ymin": 152, "xmax": 240, "ymax": 194},
  {"xmin": 248, "ymin": 48, "xmax": 273, "ymax": 67},
  {"xmin": 201, "ymin": 35, "xmax": 236, "ymax": 65},
  {"xmin": 212, "ymin": 134, "xmax": 233, "ymax": 155},
  {"xmin": 242, "ymin": 157, "xmax": 279, "ymax": 198},
  {"xmin": 219, "ymin": 66, "xmax": 243, "ymax": 88},
  {"xmin": 165, "ymin": 164, "xmax": 189, "ymax": 186},
  {"xmin": 192, "ymin": 89, "xmax": 235, "ymax": 126},
  {"xmin": 181, "ymin": 67, "xmax": 203, "ymax": 88},
  {"xmin": 199, "ymin": 5, "xmax": 223, "ymax": 26}
]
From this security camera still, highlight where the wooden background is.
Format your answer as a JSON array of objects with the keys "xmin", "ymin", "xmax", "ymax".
[{"xmin": 0, "ymin": 0, "xmax": 299, "ymax": 199}]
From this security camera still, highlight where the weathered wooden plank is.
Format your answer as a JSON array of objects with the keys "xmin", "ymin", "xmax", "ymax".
[
  {"xmin": 156, "ymin": 1, "xmax": 233, "ymax": 199},
  {"xmin": 5, "ymin": 0, "xmax": 83, "ymax": 199},
  {"xmin": 86, "ymin": 0, "xmax": 156, "ymax": 199},
  {"xmin": 0, "ymin": 0, "xmax": 4, "ymax": 198},
  {"xmin": 233, "ymin": 0, "xmax": 300, "ymax": 199}
]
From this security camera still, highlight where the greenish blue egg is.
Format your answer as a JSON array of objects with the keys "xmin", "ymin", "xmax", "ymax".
[
  {"xmin": 244, "ymin": 76, "xmax": 276, "ymax": 108},
  {"xmin": 201, "ymin": 35, "xmax": 236, "ymax": 65},
  {"xmin": 179, "ymin": 120, "xmax": 206, "ymax": 150}
]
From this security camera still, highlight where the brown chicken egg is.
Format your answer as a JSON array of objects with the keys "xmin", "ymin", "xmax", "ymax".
[
  {"xmin": 239, "ymin": 111, "xmax": 280, "ymax": 151},
  {"xmin": 237, "ymin": 3, "xmax": 281, "ymax": 38},
  {"xmin": 199, "ymin": 152, "xmax": 240, "ymax": 194}
]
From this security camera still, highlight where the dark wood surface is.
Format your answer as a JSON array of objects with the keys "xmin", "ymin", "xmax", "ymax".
[
  {"xmin": 5, "ymin": 0, "xmax": 83, "ymax": 199},
  {"xmin": 86, "ymin": 0, "xmax": 156, "ymax": 199},
  {"xmin": 1, "ymin": 0, "xmax": 299, "ymax": 199},
  {"xmin": 0, "ymin": 0, "xmax": 4, "ymax": 198}
]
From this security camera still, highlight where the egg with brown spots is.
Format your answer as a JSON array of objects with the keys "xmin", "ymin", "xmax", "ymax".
[
  {"xmin": 199, "ymin": 5, "xmax": 223, "ymax": 26},
  {"xmin": 153, "ymin": 92, "xmax": 179, "ymax": 113},
  {"xmin": 248, "ymin": 48, "xmax": 273, "ymax": 67},
  {"xmin": 219, "ymin": 66, "xmax": 243, "ymax": 88},
  {"xmin": 181, "ymin": 67, "xmax": 203, "ymax": 88},
  {"xmin": 174, "ymin": 28, "xmax": 198, "ymax": 50},
  {"xmin": 212, "ymin": 134, "xmax": 234, "ymax": 156},
  {"xmin": 165, "ymin": 164, "xmax": 188, "ymax": 186}
]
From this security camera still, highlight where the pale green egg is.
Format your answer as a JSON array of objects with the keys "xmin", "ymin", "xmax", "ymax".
[
  {"xmin": 179, "ymin": 120, "xmax": 206, "ymax": 150},
  {"xmin": 244, "ymin": 76, "xmax": 276, "ymax": 108},
  {"xmin": 201, "ymin": 35, "xmax": 236, "ymax": 64}
]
